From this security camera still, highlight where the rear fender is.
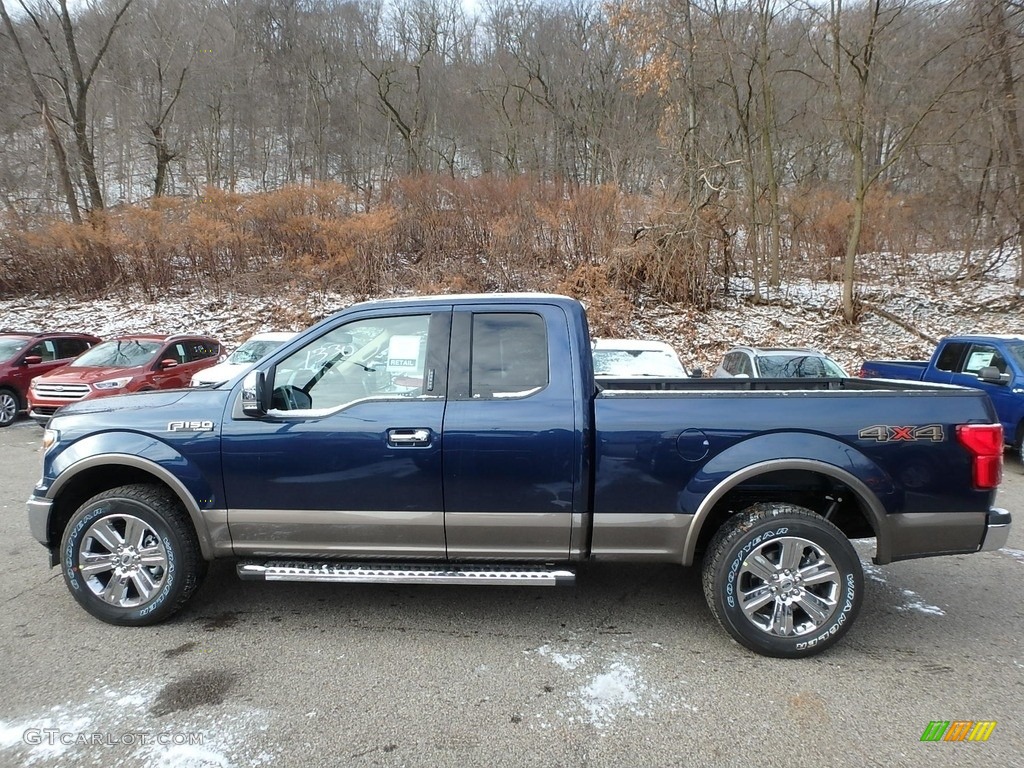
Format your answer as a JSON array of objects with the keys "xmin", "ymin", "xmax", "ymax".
[{"xmin": 680, "ymin": 433, "xmax": 895, "ymax": 565}]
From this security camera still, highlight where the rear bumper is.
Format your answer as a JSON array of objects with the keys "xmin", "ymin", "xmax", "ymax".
[
  {"xmin": 979, "ymin": 508, "xmax": 1012, "ymax": 552},
  {"xmin": 877, "ymin": 508, "xmax": 1012, "ymax": 564}
]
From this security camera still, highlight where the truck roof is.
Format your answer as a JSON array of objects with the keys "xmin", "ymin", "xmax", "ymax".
[
  {"xmin": 352, "ymin": 292, "xmax": 578, "ymax": 311},
  {"xmin": 942, "ymin": 334, "xmax": 1024, "ymax": 342}
]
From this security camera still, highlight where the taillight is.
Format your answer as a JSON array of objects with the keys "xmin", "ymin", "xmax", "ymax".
[{"xmin": 956, "ymin": 424, "xmax": 1003, "ymax": 490}]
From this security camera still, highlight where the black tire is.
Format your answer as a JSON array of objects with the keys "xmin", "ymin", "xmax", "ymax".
[
  {"xmin": 60, "ymin": 484, "xmax": 207, "ymax": 625},
  {"xmin": 0, "ymin": 387, "xmax": 19, "ymax": 427},
  {"xmin": 702, "ymin": 503, "xmax": 863, "ymax": 658}
]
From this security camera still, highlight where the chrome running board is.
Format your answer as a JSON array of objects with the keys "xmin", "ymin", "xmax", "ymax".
[{"xmin": 237, "ymin": 561, "xmax": 575, "ymax": 586}]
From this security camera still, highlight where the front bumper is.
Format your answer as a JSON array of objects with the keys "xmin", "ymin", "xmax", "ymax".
[
  {"xmin": 979, "ymin": 508, "xmax": 1012, "ymax": 552},
  {"xmin": 27, "ymin": 495, "xmax": 53, "ymax": 547}
]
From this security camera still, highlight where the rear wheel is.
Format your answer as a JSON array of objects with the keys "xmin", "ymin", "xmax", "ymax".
[
  {"xmin": 60, "ymin": 484, "xmax": 206, "ymax": 625},
  {"xmin": 702, "ymin": 503, "xmax": 863, "ymax": 658},
  {"xmin": 0, "ymin": 387, "xmax": 19, "ymax": 427}
]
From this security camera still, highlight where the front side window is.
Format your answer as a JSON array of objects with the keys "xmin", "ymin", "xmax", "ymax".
[
  {"xmin": 27, "ymin": 341, "xmax": 57, "ymax": 362},
  {"xmin": 470, "ymin": 313, "xmax": 548, "ymax": 398},
  {"xmin": 737, "ymin": 353, "xmax": 754, "ymax": 377},
  {"xmin": 271, "ymin": 314, "xmax": 431, "ymax": 412},
  {"xmin": 961, "ymin": 344, "xmax": 1005, "ymax": 375}
]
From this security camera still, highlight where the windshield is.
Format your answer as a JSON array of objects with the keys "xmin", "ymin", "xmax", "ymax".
[
  {"xmin": 228, "ymin": 339, "xmax": 288, "ymax": 365},
  {"xmin": 756, "ymin": 354, "xmax": 846, "ymax": 378},
  {"xmin": 71, "ymin": 339, "xmax": 162, "ymax": 368},
  {"xmin": 593, "ymin": 348, "xmax": 686, "ymax": 377},
  {"xmin": 0, "ymin": 337, "xmax": 29, "ymax": 363}
]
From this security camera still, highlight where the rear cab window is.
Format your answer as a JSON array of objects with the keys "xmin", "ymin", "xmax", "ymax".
[{"xmin": 469, "ymin": 313, "xmax": 548, "ymax": 399}]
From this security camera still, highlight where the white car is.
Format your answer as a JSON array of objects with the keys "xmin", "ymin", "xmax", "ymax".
[
  {"xmin": 190, "ymin": 332, "xmax": 296, "ymax": 387},
  {"xmin": 713, "ymin": 346, "xmax": 848, "ymax": 378},
  {"xmin": 592, "ymin": 338, "xmax": 689, "ymax": 378}
]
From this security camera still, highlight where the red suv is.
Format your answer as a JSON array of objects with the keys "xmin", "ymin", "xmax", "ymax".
[
  {"xmin": 28, "ymin": 334, "xmax": 225, "ymax": 424},
  {"xmin": 0, "ymin": 331, "xmax": 101, "ymax": 427}
]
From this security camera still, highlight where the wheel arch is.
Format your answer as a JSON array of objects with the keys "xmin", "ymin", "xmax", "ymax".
[
  {"xmin": 46, "ymin": 455, "xmax": 219, "ymax": 562},
  {"xmin": 682, "ymin": 459, "xmax": 891, "ymax": 566}
]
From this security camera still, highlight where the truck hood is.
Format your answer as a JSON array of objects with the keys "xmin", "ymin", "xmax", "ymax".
[{"xmin": 55, "ymin": 389, "xmax": 190, "ymax": 417}]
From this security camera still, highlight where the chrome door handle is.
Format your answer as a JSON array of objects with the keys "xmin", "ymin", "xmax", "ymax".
[{"xmin": 387, "ymin": 428, "xmax": 431, "ymax": 446}]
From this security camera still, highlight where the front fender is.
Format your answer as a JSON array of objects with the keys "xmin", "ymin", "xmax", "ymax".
[
  {"xmin": 680, "ymin": 432, "xmax": 896, "ymax": 565},
  {"xmin": 43, "ymin": 430, "xmax": 223, "ymax": 559}
]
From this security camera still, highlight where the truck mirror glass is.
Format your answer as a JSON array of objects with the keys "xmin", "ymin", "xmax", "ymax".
[{"xmin": 242, "ymin": 370, "xmax": 268, "ymax": 416}]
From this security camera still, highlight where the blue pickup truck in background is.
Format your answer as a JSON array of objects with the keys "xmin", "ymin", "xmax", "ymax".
[
  {"xmin": 27, "ymin": 295, "xmax": 1011, "ymax": 658},
  {"xmin": 860, "ymin": 335, "xmax": 1024, "ymax": 458}
]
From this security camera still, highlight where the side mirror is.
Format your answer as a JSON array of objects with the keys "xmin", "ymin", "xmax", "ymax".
[
  {"xmin": 690, "ymin": 367, "xmax": 703, "ymax": 378},
  {"xmin": 159, "ymin": 358, "xmax": 179, "ymax": 370},
  {"xmin": 977, "ymin": 366, "xmax": 1010, "ymax": 385},
  {"xmin": 241, "ymin": 370, "xmax": 268, "ymax": 416},
  {"xmin": 23, "ymin": 355, "xmax": 43, "ymax": 365}
]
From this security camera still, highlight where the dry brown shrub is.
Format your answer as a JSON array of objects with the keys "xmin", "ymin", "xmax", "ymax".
[
  {"xmin": 556, "ymin": 262, "xmax": 635, "ymax": 337},
  {"xmin": 785, "ymin": 186, "xmax": 920, "ymax": 282},
  {"xmin": 610, "ymin": 200, "xmax": 725, "ymax": 309}
]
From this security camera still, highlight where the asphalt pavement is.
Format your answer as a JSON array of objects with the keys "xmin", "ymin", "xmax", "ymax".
[{"xmin": 0, "ymin": 416, "xmax": 1021, "ymax": 767}]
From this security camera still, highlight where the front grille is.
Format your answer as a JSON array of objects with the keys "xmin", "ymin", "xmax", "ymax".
[{"xmin": 33, "ymin": 383, "xmax": 90, "ymax": 401}]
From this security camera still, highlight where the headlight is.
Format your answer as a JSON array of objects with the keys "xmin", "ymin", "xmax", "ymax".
[
  {"xmin": 42, "ymin": 428, "xmax": 59, "ymax": 452},
  {"xmin": 94, "ymin": 376, "xmax": 133, "ymax": 390}
]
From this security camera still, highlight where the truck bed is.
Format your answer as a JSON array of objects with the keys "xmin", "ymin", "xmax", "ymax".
[{"xmin": 596, "ymin": 375, "xmax": 946, "ymax": 393}]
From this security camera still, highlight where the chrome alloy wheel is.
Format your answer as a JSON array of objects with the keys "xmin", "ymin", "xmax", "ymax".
[
  {"xmin": 0, "ymin": 391, "xmax": 17, "ymax": 426},
  {"xmin": 737, "ymin": 536, "xmax": 841, "ymax": 637},
  {"xmin": 78, "ymin": 514, "xmax": 169, "ymax": 608}
]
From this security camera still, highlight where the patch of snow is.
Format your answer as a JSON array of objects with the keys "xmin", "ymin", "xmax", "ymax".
[
  {"xmin": 0, "ymin": 681, "xmax": 276, "ymax": 768},
  {"xmin": 536, "ymin": 644, "xmax": 586, "ymax": 671},
  {"xmin": 1000, "ymin": 548, "xmax": 1024, "ymax": 564},
  {"xmin": 577, "ymin": 659, "xmax": 654, "ymax": 728},
  {"xmin": 895, "ymin": 589, "xmax": 946, "ymax": 616}
]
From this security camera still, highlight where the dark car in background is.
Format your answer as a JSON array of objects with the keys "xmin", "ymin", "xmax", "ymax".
[
  {"xmin": 27, "ymin": 333, "xmax": 224, "ymax": 424},
  {"xmin": 0, "ymin": 331, "xmax": 100, "ymax": 427}
]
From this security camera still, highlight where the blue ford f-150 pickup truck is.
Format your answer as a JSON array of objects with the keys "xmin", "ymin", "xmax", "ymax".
[
  {"xmin": 860, "ymin": 335, "xmax": 1024, "ymax": 458},
  {"xmin": 28, "ymin": 294, "xmax": 1011, "ymax": 657}
]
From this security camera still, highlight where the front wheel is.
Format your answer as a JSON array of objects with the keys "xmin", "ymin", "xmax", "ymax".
[
  {"xmin": 702, "ymin": 503, "xmax": 863, "ymax": 658},
  {"xmin": 0, "ymin": 387, "xmax": 19, "ymax": 427},
  {"xmin": 60, "ymin": 484, "xmax": 206, "ymax": 625}
]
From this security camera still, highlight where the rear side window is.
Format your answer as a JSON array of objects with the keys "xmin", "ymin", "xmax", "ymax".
[
  {"xmin": 186, "ymin": 340, "xmax": 220, "ymax": 362},
  {"xmin": 56, "ymin": 338, "xmax": 91, "ymax": 359},
  {"xmin": 935, "ymin": 342, "xmax": 965, "ymax": 372},
  {"xmin": 470, "ymin": 313, "xmax": 548, "ymax": 398}
]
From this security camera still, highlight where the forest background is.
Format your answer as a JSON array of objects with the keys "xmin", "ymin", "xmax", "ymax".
[{"xmin": 1, "ymin": 0, "xmax": 1022, "ymax": 371}]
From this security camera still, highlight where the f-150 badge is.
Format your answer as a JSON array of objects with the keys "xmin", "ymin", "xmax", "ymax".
[{"xmin": 167, "ymin": 420, "xmax": 215, "ymax": 432}]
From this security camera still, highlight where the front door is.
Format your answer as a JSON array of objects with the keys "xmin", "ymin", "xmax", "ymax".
[{"xmin": 221, "ymin": 310, "xmax": 451, "ymax": 558}]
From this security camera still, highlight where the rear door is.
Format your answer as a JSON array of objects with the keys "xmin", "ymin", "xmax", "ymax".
[{"xmin": 442, "ymin": 304, "xmax": 577, "ymax": 559}]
